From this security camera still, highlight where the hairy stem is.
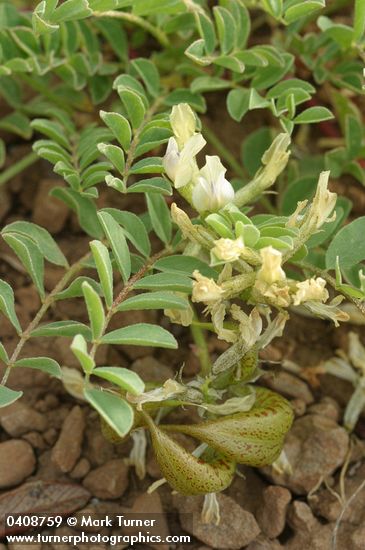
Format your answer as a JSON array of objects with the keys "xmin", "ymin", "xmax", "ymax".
[
  {"xmin": 1, "ymin": 250, "xmax": 90, "ymax": 386},
  {"xmin": 93, "ymin": 11, "xmax": 170, "ymax": 48},
  {"xmin": 0, "ymin": 152, "xmax": 39, "ymax": 188}
]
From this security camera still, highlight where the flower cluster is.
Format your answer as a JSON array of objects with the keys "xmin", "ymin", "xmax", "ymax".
[{"xmin": 163, "ymin": 104, "xmax": 235, "ymax": 212}]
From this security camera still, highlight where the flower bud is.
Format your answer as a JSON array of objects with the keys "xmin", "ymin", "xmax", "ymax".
[
  {"xmin": 170, "ymin": 103, "xmax": 197, "ymax": 149},
  {"xmin": 192, "ymin": 156, "xmax": 235, "ymax": 213}
]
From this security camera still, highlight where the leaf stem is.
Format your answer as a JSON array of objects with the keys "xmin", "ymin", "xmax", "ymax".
[
  {"xmin": 93, "ymin": 11, "xmax": 170, "ymax": 48},
  {"xmin": 1, "ymin": 250, "xmax": 90, "ymax": 386},
  {"xmin": 0, "ymin": 152, "xmax": 39, "ymax": 188}
]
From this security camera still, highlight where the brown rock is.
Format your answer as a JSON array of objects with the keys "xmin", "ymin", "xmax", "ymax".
[
  {"xmin": 246, "ymin": 535, "xmax": 283, "ymax": 549},
  {"xmin": 70, "ymin": 458, "xmax": 91, "ymax": 480},
  {"xmin": 51, "ymin": 406, "xmax": 85, "ymax": 472},
  {"xmin": 8, "ymin": 545, "xmax": 41, "ymax": 550},
  {"xmin": 85, "ymin": 423, "xmax": 116, "ymax": 466},
  {"xmin": 262, "ymin": 414, "xmax": 349, "ymax": 494},
  {"xmin": 32, "ymin": 179, "xmax": 69, "ymax": 234},
  {"xmin": 22, "ymin": 431, "xmax": 46, "ymax": 450},
  {"xmin": 261, "ymin": 371, "xmax": 314, "ymax": 404},
  {"xmin": 308, "ymin": 397, "xmax": 340, "ymax": 422},
  {"xmin": 0, "ymin": 401, "xmax": 47, "ymax": 436},
  {"xmin": 0, "ymin": 440, "xmax": 36, "ymax": 488},
  {"xmin": 256, "ymin": 485, "xmax": 291, "ymax": 538},
  {"xmin": 125, "ymin": 492, "xmax": 170, "ymax": 550},
  {"xmin": 83, "ymin": 459, "xmax": 129, "ymax": 499},
  {"xmin": 227, "ymin": 466, "xmax": 266, "ymax": 515},
  {"xmin": 174, "ymin": 494, "xmax": 260, "ymax": 549}
]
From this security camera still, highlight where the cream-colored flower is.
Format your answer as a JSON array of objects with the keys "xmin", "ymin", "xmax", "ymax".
[
  {"xmin": 211, "ymin": 301, "xmax": 237, "ymax": 343},
  {"xmin": 256, "ymin": 246, "xmax": 286, "ymax": 284},
  {"xmin": 293, "ymin": 277, "xmax": 329, "ymax": 306},
  {"xmin": 192, "ymin": 269, "xmax": 223, "ymax": 304},
  {"xmin": 231, "ymin": 305, "xmax": 263, "ymax": 347},
  {"xmin": 303, "ymin": 295, "xmax": 349, "ymax": 327},
  {"xmin": 211, "ymin": 237, "xmax": 245, "ymax": 264},
  {"xmin": 170, "ymin": 103, "xmax": 197, "ymax": 149},
  {"xmin": 310, "ymin": 171, "xmax": 337, "ymax": 229},
  {"xmin": 254, "ymin": 280, "xmax": 291, "ymax": 308},
  {"xmin": 192, "ymin": 156, "xmax": 235, "ymax": 212},
  {"xmin": 163, "ymin": 133, "xmax": 206, "ymax": 189}
]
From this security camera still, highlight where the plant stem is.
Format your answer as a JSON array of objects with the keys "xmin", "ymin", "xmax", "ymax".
[
  {"xmin": 0, "ymin": 151, "xmax": 39, "ymax": 188},
  {"xmin": 89, "ymin": 247, "xmax": 172, "ymax": 361},
  {"xmin": 93, "ymin": 11, "xmax": 170, "ymax": 48},
  {"xmin": 1, "ymin": 250, "xmax": 90, "ymax": 386},
  {"xmin": 190, "ymin": 311, "xmax": 212, "ymax": 377}
]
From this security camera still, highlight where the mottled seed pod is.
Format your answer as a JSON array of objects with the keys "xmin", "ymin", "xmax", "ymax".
[
  {"xmin": 143, "ymin": 412, "xmax": 236, "ymax": 496},
  {"xmin": 161, "ymin": 387, "xmax": 294, "ymax": 467}
]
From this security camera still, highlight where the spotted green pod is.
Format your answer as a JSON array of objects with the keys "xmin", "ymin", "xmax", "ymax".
[
  {"xmin": 143, "ymin": 412, "xmax": 236, "ymax": 496},
  {"xmin": 161, "ymin": 387, "xmax": 294, "ymax": 467}
]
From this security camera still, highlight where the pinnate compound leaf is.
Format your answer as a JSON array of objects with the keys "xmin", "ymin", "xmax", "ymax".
[
  {"xmin": 131, "ymin": 58, "xmax": 160, "ymax": 97},
  {"xmin": 90, "ymin": 241, "xmax": 113, "ymax": 308},
  {"xmin": 0, "ymin": 385, "xmax": 22, "ymax": 408},
  {"xmin": 14, "ymin": 357, "xmax": 62, "ymax": 379},
  {"xmin": 0, "ymin": 342, "xmax": 9, "ymax": 364},
  {"xmin": 93, "ymin": 367, "xmax": 145, "ymax": 395},
  {"xmin": 0, "ymin": 280, "xmax": 21, "ymax": 333},
  {"xmin": 100, "ymin": 209, "xmax": 151, "ymax": 257},
  {"xmin": 97, "ymin": 212, "xmax": 131, "ymax": 283},
  {"xmin": 133, "ymin": 273, "xmax": 193, "ymax": 293},
  {"xmin": 102, "ymin": 323, "xmax": 178, "ymax": 349},
  {"xmin": 84, "ymin": 388, "xmax": 134, "ymax": 438},
  {"xmin": 54, "ymin": 277, "xmax": 102, "ymax": 301},
  {"xmin": 82, "ymin": 282, "xmax": 105, "ymax": 340}
]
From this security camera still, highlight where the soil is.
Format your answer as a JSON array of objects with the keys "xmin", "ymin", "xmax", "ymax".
[{"xmin": 1, "ymin": 106, "xmax": 365, "ymax": 550}]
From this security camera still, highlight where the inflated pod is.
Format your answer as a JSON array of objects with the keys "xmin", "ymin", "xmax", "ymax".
[
  {"xmin": 161, "ymin": 387, "xmax": 294, "ymax": 467},
  {"xmin": 143, "ymin": 412, "xmax": 236, "ymax": 496}
]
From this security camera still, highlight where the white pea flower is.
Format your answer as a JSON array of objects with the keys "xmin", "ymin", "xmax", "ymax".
[
  {"xmin": 163, "ymin": 133, "xmax": 206, "ymax": 189},
  {"xmin": 170, "ymin": 103, "xmax": 197, "ymax": 149},
  {"xmin": 192, "ymin": 156, "xmax": 235, "ymax": 213},
  {"xmin": 293, "ymin": 277, "xmax": 329, "ymax": 306},
  {"xmin": 211, "ymin": 237, "xmax": 245, "ymax": 264},
  {"xmin": 164, "ymin": 294, "xmax": 194, "ymax": 327},
  {"xmin": 192, "ymin": 269, "xmax": 223, "ymax": 304},
  {"xmin": 310, "ymin": 171, "xmax": 337, "ymax": 229},
  {"xmin": 256, "ymin": 246, "xmax": 286, "ymax": 284}
]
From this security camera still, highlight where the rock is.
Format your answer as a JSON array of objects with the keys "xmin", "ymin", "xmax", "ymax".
[
  {"xmin": 290, "ymin": 398, "xmax": 306, "ymax": 417},
  {"xmin": 83, "ymin": 459, "xmax": 129, "ymax": 499},
  {"xmin": 287, "ymin": 501, "xmax": 317, "ymax": 533},
  {"xmin": 174, "ymin": 494, "xmax": 260, "ymax": 549},
  {"xmin": 131, "ymin": 356, "xmax": 174, "ymax": 382},
  {"xmin": 124, "ymin": 492, "xmax": 170, "ymax": 550},
  {"xmin": 85, "ymin": 423, "xmax": 116, "ymax": 466},
  {"xmin": 308, "ymin": 397, "xmax": 340, "ymax": 422},
  {"xmin": 8, "ymin": 545, "xmax": 41, "ymax": 550},
  {"xmin": 51, "ymin": 406, "xmax": 85, "ymax": 473},
  {"xmin": 43, "ymin": 427, "xmax": 58, "ymax": 446},
  {"xmin": 70, "ymin": 458, "xmax": 91, "ymax": 480},
  {"xmin": 227, "ymin": 466, "xmax": 266, "ymax": 515},
  {"xmin": 0, "ymin": 440, "xmax": 36, "ymax": 488},
  {"xmin": 246, "ymin": 535, "xmax": 284, "ymax": 549},
  {"xmin": 256, "ymin": 485, "xmax": 291, "ymax": 538},
  {"xmin": 262, "ymin": 414, "xmax": 349, "ymax": 494},
  {"xmin": 0, "ymin": 401, "xmax": 47, "ymax": 436},
  {"xmin": 22, "ymin": 431, "xmax": 46, "ymax": 450},
  {"xmin": 284, "ymin": 520, "xmax": 360, "ymax": 550},
  {"xmin": 261, "ymin": 371, "xmax": 314, "ymax": 404},
  {"xmin": 32, "ymin": 179, "xmax": 69, "ymax": 234}
]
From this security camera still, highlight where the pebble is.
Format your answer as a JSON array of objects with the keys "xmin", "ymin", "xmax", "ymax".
[
  {"xmin": 125, "ymin": 492, "xmax": 170, "ymax": 550},
  {"xmin": 131, "ymin": 356, "xmax": 174, "ymax": 382},
  {"xmin": 174, "ymin": 494, "xmax": 260, "ymax": 549},
  {"xmin": 70, "ymin": 457, "xmax": 91, "ymax": 480},
  {"xmin": 261, "ymin": 371, "xmax": 314, "ymax": 404},
  {"xmin": 0, "ymin": 401, "xmax": 47, "ymax": 436},
  {"xmin": 8, "ymin": 545, "xmax": 41, "ymax": 550},
  {"xmin": 83, "ymin": 459, "xmax": 129, "ymax": 499},
  {"xmin": 51, "ymin": 406, "xmax": 85, "ymax": 472},
  {"xmin": 262, "ymin": 413, "xmax": 349, "ymax": 494},
  {"xmin": 22, "ymin": 431, "xmax": 46, "ymax": 450},
  {"xmin": 307, "ymin": 396, "xmax": 340, "ymax": 422},
  {"xmin": 0, "ymin": 440, "xmax": 36, "ymax": 488},
  {"xmin": 246, "ymin": 535, "xmax": 283, "ymax": 549},
  {"xmin": 256, "ymin": 485, "xmax": 291, "ymax": 538}
]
